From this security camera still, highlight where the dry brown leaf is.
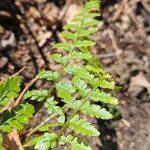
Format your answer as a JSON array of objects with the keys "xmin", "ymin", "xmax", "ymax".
[
  {"xmin": 64, "ymin": 3, "xmax": 80, "ymax": 23},
  {"xmin": 3, "ymin": 129, "xmax": 24, "ymax": 150},
  {"xmin": 8, "ymin": 129, "xmax": 24, "ymax": 150},
  {"xmin": 0, "ymin": 57, "xmax": 8, "ymax": 69},
  {"xmin": 0, "ymin": 99, "xmax": 15, "ymax": 114},
  {"xmin": 41, "ymin": 3, "xmax": 59, "ymax": 26},
  {"xmin": 130, "ymin": 72, "xmax": 150, "ymax": 93}
]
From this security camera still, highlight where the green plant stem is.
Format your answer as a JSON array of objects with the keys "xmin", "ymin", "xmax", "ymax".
[
  {"xmin": 55, "ymin": 78, "xmax": 105, "ymax": 142},
  {"xmin": 26, "ymin": 106, "xmax": 69, "ymax": 136},
  {"xmin": 27, "ymin": 7, "xmax": 86, "ymax": 138},
  {"xmin": 55, "ymin": 85, "xmax": 98, "ymax": 144},
  {"xmin": 27, "ymin": 114, "xmax": 56, "ymax": 137},
  {"xmin": 48, "ymin": 10, "xmax": 85, "ymax": 95}
]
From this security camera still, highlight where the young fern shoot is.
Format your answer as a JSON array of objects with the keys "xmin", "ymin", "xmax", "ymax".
[
  {"xmin": 0, "ymin": 0, "xmax": 118, "ymax": 150},
  {"xmin": 24, "ymin": 0, "xmax": 118, "ymax": 149}
]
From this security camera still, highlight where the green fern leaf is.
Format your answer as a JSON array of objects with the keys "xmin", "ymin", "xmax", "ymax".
[
  {"xmin": 90, "ymin": 89, "xmax": 118, "ymax": 105},
  {"xmin": 56, "ymin": 82, "xmax": 76, "ymax": 94},
  {"xmin": 66, "ymin": 100, "xmax": 81, "ymax": 110},
  {"xmin": 62, "ymin": 32, "xmax": 77, "ymax": 40},
  {"xmin": 34, "ymin": 133, "xmax": 57, "ymax": 150},
  {"xmin": 80, "ymin": 101, "xmax": 113, "ymax": 119},
  {"xmin": 24, "ymin": 90, "xmax": 48, "ymax": 101},
  {"xmin": 71, "ymin": 138, "xmax": 91, "ymax": 150},
  {"xmin": 0, "ymin": 76, "xmax": 21, "ymax": 109},
  {"xmin": 99, "ymin": 80, "xmax": 115, "ymax": 89},
  {"xmin": 25, "ymin": 133, "xmax": 57, "ymax": 150},
  {"xmin": 38, "ymin": 124, "xmax": 52, "ymax": 132},
  {"xmin": 56, "ymin": 82, "xmax": 76, "ymax": 104},
  {"xmin": 0, "ymin": 103, "xmax": 34, "ymax": 132},
  {"xmin": 58, "ymin": 115, "xmax": 65, "ymax": 124},
  {"xmin": 69, "ymin": 115, "xmax": 100, "ymax": 136},
  {"xmin": 79, "ymin": 27, "xmax": 98, "ymax": 37},
  {"xmin": 64, "ymin": 65, "xmax": 81, "ymax": 74},
  {"xmin": 86, "ymin": 65, "xmax": 106, "ymax": 75},
  {"xmin": 45, "ymin": 97, "xmax": 63, "ymax": 115},
  {"xmin": 53, "ymin": 43, "xmax": 73, "ymax": 52},
  {"xmin": 38, "ymin": 123, "xmax": 61, "ymax": 132},
  {"xmin": 82, "ymin": 19, "xmax": 100, "ymax": 28},
  {"xmin": 57, "ymin": 88, "xmax": 75, "ymax": 104},
  {"xmin": 50, "ymin": 54, "xmax": 67, "ymax": 64},
  {"xmin": 64, "ymin": 19, "xmax": 99, "ymax": 30},
  {"xmin": 44, "ymin": 97, "xmax": 65, "ymax": 123},
  {"xmin": 75, "ymin": 40, "xmax": 95, "ymax": 48},
  {"xmin": 74, "ymin": 68, "xmax": 99, "ymax": 87},
  {"xmin": 60, "ymin": 135, "xmax": 92, "ymax": 150},
  {"xmin": 59, "ymin": 135, "xmax": 73, "ymax": 145},
  {"xmin": 85, "ymin": 0, "xmax": 100, "ymax": 11},
  {"xmin": 72, "ymin": 76, "xmax": 90, "ymax": 97},
  {"xmin": 0, "ymin": 134, "xmax": 3, "ymax": 150},
  {"xmin": 88, "ymin": 12, "xmax": 100, "ymax": 17},
  {"xmin": 71, "ymin": 51, "xmax": 92, "ymax": 60},
  {"xmin": 24, "ymin": 136, "xmax": 43, "ymax": 147},
  {"xmin": 67, "ymin": 100, "xmax": 113, "ymax": 120},
  {"xmin": 37, "ymin": 70, "xmax": 59, "ymax": 81}
]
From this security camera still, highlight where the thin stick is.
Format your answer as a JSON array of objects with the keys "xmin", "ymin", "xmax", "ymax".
[
  {"xmin": 0, "ymin": 77, "xmax": 38, "ymax": 114},
  {"xmin": 7, "ymin": 129, "xmax": 24, "ymax": 150},
  {"xmin": 0, "ymin": 67, "xmax": 26, "ymax": 83},
  {"xmin": 12, "ymin": 66, "xmax": 26, "ymax": 77},
  {"xmin": 108, "ymin": 29, "xmax": 122, "ymax": 60},
  {"xmin": 58, "ymin": 4, "xmax": 70, "ymax": 21},
  {"xmin": 26, "ymin": 114, "xmax": 56, "ymax": 137},
  {"xmin": 14, "ymin": 76, "xmax": 39, "ymax": 106},
  {"xmin": 141, "ymin": 0, "xmax": 150, "ymax": 14},
  {"xmin": 110, "ymin": 0, "xmax": 128, "ymax": 22}
]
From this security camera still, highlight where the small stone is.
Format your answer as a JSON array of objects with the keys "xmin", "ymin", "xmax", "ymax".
[
  {"xmin": 121, "ymin": 119, "xmax": 131, "ymax": 128},
  {"xmin": 0, "ymin": 57, "xmax": 8, "ymax": 69}
]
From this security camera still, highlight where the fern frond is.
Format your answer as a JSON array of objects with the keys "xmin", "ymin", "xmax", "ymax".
[
  {"xmin": 24, "ymin": 90, "xmax": 48, "ymax": 101},
  {"xmin": 56, "ymin": 82, "xmax": 76, "ymax": 94},
  {"xmin": 0, "ymin": 103, "xmax": 34, "ymax": 132},
  {"xmin": 66, "ymin": 100, "xmax": 113, "ymax": 120},
  {"xmin": 80, "ymin": 101, "xmax": 113, "ymax": 119},
  {"xmin": 50, "ymin": 54, "xmax": 68, "ymax": 64},
  {"xmin": 0, "ymin": 76, "xmax": 21, "ymax": 110},
  {"xmin": 44, "ymin": 97, "xmax": 65, "ymax": 124},
  {"xmin": 24, "ymin": 133, "xmax": 57, "ymax": 149},
  {"xmin": 53, "ymin": 43, "xmax": 73, "ymax": 52},
  {"xmin": 23, "ymin": 0, "xmax": 119, "ymax": 149},
  {"xmin": 60, "ymin": 135, "xmax": 92, "ymax": 150},
  {"xmin": 0, "ymin": 134, "xmax": 3, "ymax": 150},
  {"xmin": 68, "ymin": 115, "xmax": 100, "ymax": 136},
  {"xmin": 90, "ymin": 89, "xmax": 118, "ymax": 105},
  {"xmin": 37, "ymin": 70, "xmax": 59, "ymax": 81}
]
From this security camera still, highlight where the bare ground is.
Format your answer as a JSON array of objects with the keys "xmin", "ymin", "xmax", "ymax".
[{"xmin": 0, "ymin": 0, "xmax": 150, "ymax": 149}]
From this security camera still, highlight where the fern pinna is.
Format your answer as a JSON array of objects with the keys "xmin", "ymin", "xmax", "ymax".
[{"xmin": 0, "ymin": 0, "xmax": 118, "ymax": 149}]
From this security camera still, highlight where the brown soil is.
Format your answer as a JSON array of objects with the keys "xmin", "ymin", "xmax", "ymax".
[{"xmin": 0, "ymin": 0, "xmax": 150, "ymax": 150}]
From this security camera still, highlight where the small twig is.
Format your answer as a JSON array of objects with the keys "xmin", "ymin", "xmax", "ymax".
[
  {"xmin": 26, "ymin": 114, "xmax": 56, "ymax": 137},
  {"xmin": 0, "ymin": 67, "xmax": 26, "ymax": 114},
  {"xmin": 57, "ymin": 32, "xmax": 68, "ymax": 44},
  {"xmin": 12, "ymin": 66, "xmax": 26, "ymax": 77},
  {"xmin": 0, "ymin": 67, "xmax": 26, "ymax": 83},
  {"xmin": 8, "ymin": 129, "xmax": 24, "ymax": 150},
  {"xmin": 58, "ymin": 4, "xmax": 70, "ymax": 21},
  {"xmin": 110, "ymin": 0, "xmax": 128, "ymax": 22},
  {"xmin": 108, "ymin": 29, "xmax": 122, "ymax": 59},
  {"xmin": 141, "ymin": 0, "xmax": 150, "ymax": 14},
  {"xmin": 14, "ymin": 76, "xmax": 39, "ymax": 106},
  {"xmin": 0, "ymin": 100, "xmax": 14, "ymax": 114},
  {"xmin": 0, "ymin": 77, "xmax": 38, "ymax": 114},
  {"xmin": 97, "ymin": 52, "xmax": 117, "ymax": 58},
  {"xmin": 66, "ymin": 0, "xmax": 82, "ymax": 5}
]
